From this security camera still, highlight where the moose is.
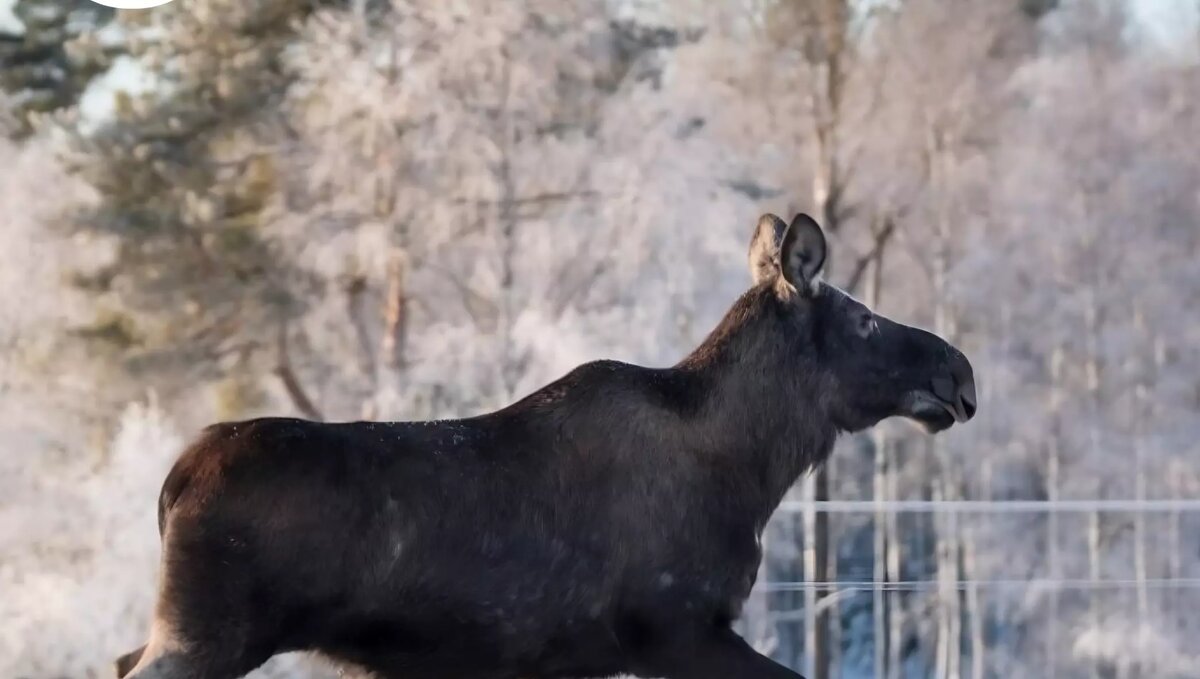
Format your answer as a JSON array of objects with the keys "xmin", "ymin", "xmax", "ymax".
[{"xmin": 115, "ymin": 213, "xmax": 976, "ymax": 679}]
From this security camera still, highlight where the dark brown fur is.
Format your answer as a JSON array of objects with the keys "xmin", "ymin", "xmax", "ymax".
[{"xmin": 115, "ymin": 213, "xmax": 975, "ymax": 679}]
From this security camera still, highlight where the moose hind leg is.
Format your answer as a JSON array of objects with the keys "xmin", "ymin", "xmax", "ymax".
[
  {"xmin": 123, "ymin": 651, "xmax": 256, "ymax": 679},
  {"xmin": 122, "ymin": 650, "xmax": 199, "ymax": 679},
  {"xmin": 122, "ymin": 535, "xmax": 280, "ymax": 678},
  {"xmin": 117, "ymin": 591, "xmax": 279, "ymax": 679},
  {"xmin": 120, "ymin": 626, "xmax": 272, "ymax": 679}
]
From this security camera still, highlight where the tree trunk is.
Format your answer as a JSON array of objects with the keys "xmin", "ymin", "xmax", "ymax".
[
  {"xmin": 1088, "ymin": 507, "xmax": 1102, "ymax": 679},
  {"xmin": 964, "ymin": 536, "xmax": 983, "ymax": 679},
  {"xmin": 928, "ymin": 127, "xmax": 961, "ymax": 679},
  {"xmin": 1167, "ymin": 474, "xmax": 1181, "ymax": 622},
  {"xmin": 1130, "ymin": 314, "xmax": 1161, "ymax": 628},
  {"xmin": 366, "ymin": 250, "xmax": 408, "ymax": 419},
  {"xmin": 827, "ymin": 464, "xmax": 842, "ymax": 679},
  {"xmin": 887, "ymin": 442, "xmax": 903, "ymax": 679},
  {"xmin": 803, "ymin": 471, "xmax": 830, "ymax": 679},
  {"xmin": 802, "ymin": 5, "xmax": 851, "ymax": 674},
  {"xmin": 873, "ymin": 429, "xmax": 889, "ymax": 679},
  {"xmin": 1132, "ymin": 389, "xmax": 1149, "ymax": 627},
  {"xmin": 1047, "ymin": 343, "xmax": 1063, "ymax": 676},
  {"xmin": 1083, "ymin": 267, "xmax": 1104, "ymax": 679},
  {"xmin": 964, "ymin": 460, "xmax": 990, "ymax": 679},
  {"xmin": 495, "ymin": 51, "xmax": 519, "ymax": 402},
  {"xmin": 933, "ymin": 477, "xmax": 962, "ymax": 679},
  {"xmin": 933, "ymin": 482, "xmax": 951, "ymax": 679},
  {"xmin": 866, "ymin": 233, "xmax": 890, "ymax": 679},
  {"xmin": 380, "ymin": 253, "xmax": 408, "ymax": 371}
]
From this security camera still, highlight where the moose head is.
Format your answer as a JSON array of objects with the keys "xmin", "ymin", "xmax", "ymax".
[{"xmin": 747, "ymin": 212, "xmax": 977, "ymax": 434}]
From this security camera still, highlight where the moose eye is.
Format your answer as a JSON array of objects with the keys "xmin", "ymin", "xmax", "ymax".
[{"xmin": 857, "ymin": 314, "xmax": 877, "ymax": 339}]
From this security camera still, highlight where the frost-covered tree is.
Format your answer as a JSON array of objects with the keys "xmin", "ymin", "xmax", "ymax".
[
  {"xmin": 0, "ymin": 0, "xmax": 117, "ymax": 134},
  {"xmin": 44, "ymin": 0, "xmax": 325, "ymax": 428},
  {"xmin": 272, "ymin": 0, "xmax": 735, "ymax": 422}
]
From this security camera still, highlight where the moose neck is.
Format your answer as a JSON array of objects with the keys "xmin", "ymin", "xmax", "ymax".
[{"xmin": 676, "ymin": 287, "xmax": 837, "ymax": 528}]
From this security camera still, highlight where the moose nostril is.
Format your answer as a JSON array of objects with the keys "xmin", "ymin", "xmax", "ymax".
[
  {"xmin": 958, "ymin": 378, "xmax": 977, "ymax": 420},
  {"xmin": 961, "ymin": 394, "xmax": 977, "ymax": 419}
]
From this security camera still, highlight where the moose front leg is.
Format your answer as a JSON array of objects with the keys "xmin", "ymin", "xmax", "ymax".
[{"xmin": 638, "ymin": 627, "xmax": 805, "ymax": 679}]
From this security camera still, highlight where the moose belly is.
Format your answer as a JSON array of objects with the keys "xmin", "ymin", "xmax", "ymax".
[
  {"xmin": 311, "ymin": 583, "xmax": 629, "ymax": 679},
  {"xmin": 298, "ymin": 527, "xmax": 631, "ymax": 676}
]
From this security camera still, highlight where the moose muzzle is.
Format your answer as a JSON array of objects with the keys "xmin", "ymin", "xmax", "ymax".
[{"xmin": 931, "ymin": 354, "xmax": 977, "ymax": 423}]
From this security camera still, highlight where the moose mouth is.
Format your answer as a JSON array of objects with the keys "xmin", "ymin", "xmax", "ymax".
[{"xmin": 904, "ymin": 391, "xmax": 968, "ymax": 434}]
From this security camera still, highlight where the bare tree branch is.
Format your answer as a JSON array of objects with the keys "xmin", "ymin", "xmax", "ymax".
[
  {"xmin": 380, "ymin": 251, "xmax": 407, "ymax": 369},
  {"xmin": 448, "ymin": 190, "xmax": 601, "ymax": 207},
  {"xmin": 425, "ymin": 263, "xmax": 499, "ymax": 330},
  {"xmin": 274, "ymin": 321, "xmax": 324, "ymax": 421},
  {"xmin": 344, "ymin": 274, "xmax": 378, "ymax": 384},
  {"xmin": 844, "ymin": 214, "xmax": 898, "ymax": 296}
]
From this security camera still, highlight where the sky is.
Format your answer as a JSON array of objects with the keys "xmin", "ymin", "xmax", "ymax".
[
  {"xmin": 0, "ymin": 0, "xmax": 22, "ymax": 35},
  {"xmin": 1131, "ymin": 0, "xmax": 1199, "ymax": 49}
]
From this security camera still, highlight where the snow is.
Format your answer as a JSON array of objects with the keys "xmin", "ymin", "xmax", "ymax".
[
  {"xmin": 77, "ymin": 55, "xmax": 163, "ymax": 133},
  {"xmin": 0, "ymin": 0, "xmax": 25, "ymax": 36}
]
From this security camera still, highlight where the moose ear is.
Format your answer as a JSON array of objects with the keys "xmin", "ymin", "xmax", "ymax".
[
  {"xmin": 779, "ymin": 213, "xmax": 826, "ymax": 293},
  {"xmin": 748, "ymin": 213, "xmax": 789, "ymax": 284}
]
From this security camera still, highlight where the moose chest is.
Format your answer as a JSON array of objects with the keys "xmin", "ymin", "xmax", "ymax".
[{"xmin": 605, "ymin": 487, "xmax": 768, "ymax": 631}]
